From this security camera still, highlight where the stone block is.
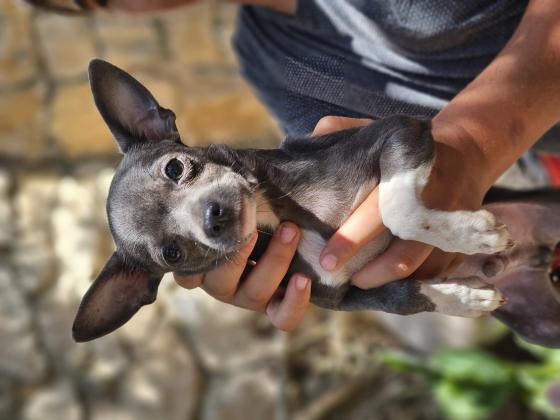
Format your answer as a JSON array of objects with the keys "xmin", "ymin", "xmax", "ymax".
[
  {"xmin": 51, "ymin": 176, "xmax": 105, "ymax": 300},
  {"xmin": 168, "ymin": 286, "xmax": 283, "ymax": 371},
  {"xmin": 22, "ymin": 381, "xmax": 81, "ymax": 420},
  {"xmin": 119, "ymin": 328, "xmax": 198, "ymax": 420},
  {"xmin": 166, "ymin": 3, "xmax": 224, "ymax": 66},
  {"xmin": 95, "ymin": 14, "xmax": 159, "ymax": 69},
  {"xmin": 0, "ymin": 170, "xmax": 12, "ymax": 246},
  {"xmin": 0, "ymin": 377, "xmax": 17, "ymax": 420},
  {"xmin": 214, "ymin": 2, "xmax": 240, "ymax": 66},
  {"xmin": 50, "ymin": 83, "xmax": 116, "ymax": 157},
  {"xmin": 91, "ymin": 406, "xmax": 136, "ymax": 420},
  {"xmin": 36, "ymin": 13, "xmax": 95, "ymax": 80},
  {"xmin": 0, "ymin": 269, "xmax": 46, "ymax": 383},
  {"xmin": 0, "ymin": 85, "xmax": 47, "ymax": 159},
  {"xmin": 177, "ymin": 74, "xmax": 281, "ymax": 147},
  {"xmin": 14, "ymin": 175, "xmax": 59, "ymax": 294},
  {"xmin": 0, "ymin": 1, "xmax": 36, "ymax": 88},
  {"xmin": 202, "ymin": 370, "xmax": 277, "ymax": 420}
]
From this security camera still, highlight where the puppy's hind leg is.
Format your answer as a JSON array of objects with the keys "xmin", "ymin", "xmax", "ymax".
[
  {"xmin": 338, "ymin": 277, "xmax": 503, "ymax": 317},
  {"xmin": 377, "ymin": 117, "xmax": 512, "ymax": 255}
]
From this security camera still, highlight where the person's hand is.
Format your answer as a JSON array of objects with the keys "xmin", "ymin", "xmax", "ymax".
[
  {"xmin": 174, "ymin": 223, "xmax": 311, "ymax": 331},
  {"xmin": 315, "ymin": 115, "xmax": 492, "ymax": 289}
]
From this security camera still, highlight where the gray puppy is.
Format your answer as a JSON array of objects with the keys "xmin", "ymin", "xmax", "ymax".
[{"xmin": 73, "ymin": 59, "xmax": 560, "ymax": 348}]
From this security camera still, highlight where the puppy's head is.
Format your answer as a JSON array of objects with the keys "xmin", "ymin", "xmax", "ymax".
[{"xmin": 72, "ymin": 60, "xmax": 257, "ymax": 342}]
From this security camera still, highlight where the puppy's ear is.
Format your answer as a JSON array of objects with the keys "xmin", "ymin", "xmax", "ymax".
[
  {"xmin": 72, "ymin": 252, "xmax": 162, "ymax": 342},
  {"xmin": 88, "ymin": 59, "xmax": 180, "ymax": 153}
]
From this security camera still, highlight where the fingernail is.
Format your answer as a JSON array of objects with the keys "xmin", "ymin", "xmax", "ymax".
[
  {"xmin": 280, "ymin": 224, "xmax": 296, "ymax": 244},
  {"xmin": 295, "ymin": 275, "xmax": 309, "ymax": 290},
  {"xmin": 321, "ymin": 254, "xmax": 337, "ymax": 271}
]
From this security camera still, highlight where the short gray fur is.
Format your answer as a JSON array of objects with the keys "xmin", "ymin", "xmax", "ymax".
[{"xmin": 71, "ymin": 60, "xmax": 560, "ymax": 349}]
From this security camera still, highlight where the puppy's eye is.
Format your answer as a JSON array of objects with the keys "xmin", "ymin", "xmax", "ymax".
[
  {"xmin": 165, "ymin": 159, "xmax": 184, "ymax": 181},
  {"xmin": 162, "ymin": 244, "xmax": 182, "ymax": 264}
]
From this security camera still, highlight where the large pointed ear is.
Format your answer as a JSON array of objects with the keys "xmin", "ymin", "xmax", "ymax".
[
  {"xmin": 88, "ymin": 59, "xmax": 180, "ymax": 153},
  {"xmin": 72, "ymin": 252, "xmax": 163, "ymax": 342}
]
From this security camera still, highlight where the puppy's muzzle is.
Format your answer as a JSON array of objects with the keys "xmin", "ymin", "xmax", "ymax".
[{"xmin": 203, "ymin": 201, "xmax": 234, "ymax": 239}]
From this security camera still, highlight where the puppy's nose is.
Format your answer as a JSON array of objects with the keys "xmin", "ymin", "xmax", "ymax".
[{"xmin": 203, "ymin": 202, "xmax": 233, "ymax": 238}]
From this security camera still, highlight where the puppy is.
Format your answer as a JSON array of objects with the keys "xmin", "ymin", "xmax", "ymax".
[{"xmin": 72, "ymin": 60, "xmax": 560, "ymax": 348}]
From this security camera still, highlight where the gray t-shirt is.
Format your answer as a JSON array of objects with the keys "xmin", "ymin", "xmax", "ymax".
[{"xmin": 233, "ymin": 0, "xmax": 528, "ymax": 135}]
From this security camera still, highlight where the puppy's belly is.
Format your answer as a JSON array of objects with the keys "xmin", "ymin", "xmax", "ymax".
[{"xmin": 297, "ymin": 229, "xmax": 393, "ymax": 287}]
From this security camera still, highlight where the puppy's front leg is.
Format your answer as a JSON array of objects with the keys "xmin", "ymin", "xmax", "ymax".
[
  {"xmin": 374, "ymin": 116, "xmax": 512, "ymax": 255},
  {"xmin": 378, "ymin": 162, "xmax": 513, "ymax": 255}
]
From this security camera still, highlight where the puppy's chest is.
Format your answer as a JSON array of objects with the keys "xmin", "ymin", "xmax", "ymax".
[
  {"xmin": 297, "ymin": 229, "xmax": 392, "ymax": 287},
  {"xmin": 294, "ymin": 178, "xmax": 391, "ymax": 287}
]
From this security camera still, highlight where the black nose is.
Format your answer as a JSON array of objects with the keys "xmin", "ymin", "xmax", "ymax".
[{"xmin": 203, "ymin": 202, "xmax": 233, "ymax": 238}]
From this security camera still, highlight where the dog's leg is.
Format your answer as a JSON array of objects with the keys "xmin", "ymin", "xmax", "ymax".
[
  {"xmin": 417, "ymin": 277, "xmax": 504, "ymax": 316},
  {"xmin": 376, "ymin": 119, "xmax": 511, "ymax": 255},
  {"xmin": 335, "ymin": 277, "xmax": 502, "ymax": 316},
  {"xmin": 336, "ymin": 277, "xmax": 502, "ymax": 317},
  {"xmin": 379, "ymin": 162, "xmax": 512, "ymax": 254}
]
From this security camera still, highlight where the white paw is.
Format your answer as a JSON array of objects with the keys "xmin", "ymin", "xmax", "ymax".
[
  {"xmin": 458, "ymin": 210, "xmax": 513, "ymax": 255},
  {"xmin": 420, "ymin": 278, "xmax": 505, "ymax": 317}
]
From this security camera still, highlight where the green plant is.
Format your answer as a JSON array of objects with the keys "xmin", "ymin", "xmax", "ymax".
[{"xmin": 378, "ymin": 340, "xmax": 560, "ymax": 420}]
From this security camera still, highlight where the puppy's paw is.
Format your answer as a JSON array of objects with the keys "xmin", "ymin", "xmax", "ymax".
[
  {"xmin": 443, "ymin": 210, "xmax": 513, "ymax": 255},
  {"xmin": 420, "ymin": 277, "xmax": 504, "ymax": 317},
  {"xmin": 469, "ymin": 210, "xmax": 513, "ymax": 254}
]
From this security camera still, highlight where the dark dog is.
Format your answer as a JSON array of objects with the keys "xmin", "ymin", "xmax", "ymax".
[{"xmin": 72, "ymin": 60, "xmax": 560, "ymax": 348}]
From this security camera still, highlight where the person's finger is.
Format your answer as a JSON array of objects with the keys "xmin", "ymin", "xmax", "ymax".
[
  {"xmin": 352, "ymin": 239, "xmax": 433, "ymax": 289},
  {"xmin": 174, "ymin": 272, "xmax": 203, "ymax": 289},
  {"xmin": 266, "ymin": 274, "xmax": 311, "ymax": 332},
  {"xmin": 232, "ymin": 223, "xmax": 301, "ymax": 311},
  {"xmin": 320, "ymin": 189, "xmax": 385, "ymax": 272},
  {"xmin": 312, "ymin": 116, "xmax": 373, "ymax": 136},
  {"xmin": 412, "ymin": 249, "xmax": 464, "ymax": 279},
  {"xmin": 201, "ymin": 232, "xmax": 258, "ymax": 301}
]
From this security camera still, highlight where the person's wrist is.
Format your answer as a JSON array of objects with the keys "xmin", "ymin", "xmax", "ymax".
[{"xmin": 431, "ymin": 116, "xmax": 496, "ymax": 195}]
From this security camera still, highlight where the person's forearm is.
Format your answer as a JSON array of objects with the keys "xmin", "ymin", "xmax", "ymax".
[
  {"xmin": 100, "ymin": 0, "xmax": 295, "ymax": 14},
  {"xmin": 227, "ymin": 0, "xmax": 295, "ymax": 14},
  {"xmin": 433, "ymin": 0, "xmax": 560, "ymax": 189}
]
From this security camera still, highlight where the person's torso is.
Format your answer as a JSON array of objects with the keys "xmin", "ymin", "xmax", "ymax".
[{"xmin": 234, "ymin": 0, "xmax": 528, "ymax": 135}]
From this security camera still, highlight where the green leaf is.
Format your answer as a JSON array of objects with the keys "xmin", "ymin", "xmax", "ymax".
[
  {"xmin": 515, "ymin": 337, "xmax": 560, "ymax": 366},
  {"xmin": 429, "ymin": 349, "xmax": 513, "ymax": 386},
  {"xmin": 377, "ymin": 350, "xmax": 435, "ymax": 378},
  {"xmin": 434, "ymin": 380, "xmax": 510, "ymax": 420},
  {"xmin": 517, "ymin": 367, "xmax": 560, "ymax": 418}
]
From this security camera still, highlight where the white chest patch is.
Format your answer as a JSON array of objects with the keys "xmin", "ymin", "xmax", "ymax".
[{"xmin": 297, "ymin": 229, "xmax": 392, "ymax": 288}]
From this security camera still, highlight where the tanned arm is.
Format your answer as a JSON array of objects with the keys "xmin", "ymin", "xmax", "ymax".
[{"xmin": 322, "ymin": 0, "xmax": 560, "ymax": 288}]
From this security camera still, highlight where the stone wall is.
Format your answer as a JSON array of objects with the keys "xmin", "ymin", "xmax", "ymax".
[{"xmin": 0, "ymin": 1, "xmax": 531, "ymax": 419}]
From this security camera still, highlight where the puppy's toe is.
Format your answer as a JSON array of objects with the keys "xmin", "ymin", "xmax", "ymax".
[
  {"xmin": 478, "ymin": 222, "xmax": 513, "ymax": 254},
  {"xmin": 472, "ymin": 209, "xmax": 497, "ymax": 232},
  {"xmin": 461, "ymin": 211, "xmax": 512, "ymax": 255}
]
